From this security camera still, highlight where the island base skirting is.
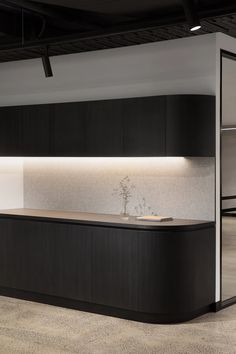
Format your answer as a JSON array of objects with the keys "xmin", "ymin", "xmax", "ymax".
[{"xmin": 0, "ymin": 286, "xmax": 215, "ymax": 324}]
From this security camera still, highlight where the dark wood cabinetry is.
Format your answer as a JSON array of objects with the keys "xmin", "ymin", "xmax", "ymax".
[
  {"xmin": 86, "ymin": 99, "xmax": 123, "ymax": 156},
  {"xmin": 123, "ymin": 96, "xmax": 166, "ymax": 156},
  {"xmin": 0, "ymin": 106, "xmax": 21, "ymax": 156},
  {"xmin": 0, "ymin": 213, "xmax": 215, "ymax": 323},
  {"xmin": 21, "ymin": 105, "xmax": 52, "ymax": 156},
  {"xmin": 53, "ymin": 102, "xmax": 87, "ymax": 156},
  {"xmin": 166, "ymin": 95, "xmax": 215, "ymax": 157},
  {"xmin": 0, "ymin": 95, "xmax": 215, "ymax": 157},
  {"xmin": 0, "ymin": 219, "xmax": 92, "ymax": 302}
]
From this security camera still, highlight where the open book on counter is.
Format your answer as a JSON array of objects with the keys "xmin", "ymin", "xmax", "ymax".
[{"xmin": 136, "ymin": 215, "xmax": 173, "ymax": 222}]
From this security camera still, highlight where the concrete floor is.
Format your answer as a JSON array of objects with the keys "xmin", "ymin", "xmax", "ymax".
[{"xmin": 0, "ymin": 296, "xmax": 236, "ymax": 354}]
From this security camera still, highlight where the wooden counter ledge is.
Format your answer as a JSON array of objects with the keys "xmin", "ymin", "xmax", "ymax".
[{"xmin": 0, "ymin": 208, "xmax": 214, "ymax": 231}]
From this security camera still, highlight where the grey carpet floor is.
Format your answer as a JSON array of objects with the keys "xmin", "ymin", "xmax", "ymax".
[{"xmin": 0, "ymin": 296, "xmax": 236, "ymax": 354}]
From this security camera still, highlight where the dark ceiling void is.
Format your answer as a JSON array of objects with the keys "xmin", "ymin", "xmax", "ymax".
[{"xmin": 0, "ymin": 0, "xmax": 235, "ymax": 62}]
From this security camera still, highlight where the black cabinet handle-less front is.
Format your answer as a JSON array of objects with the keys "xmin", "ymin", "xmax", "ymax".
[
  {"xmin": 0, "ymin": 94, "xmax": 215, "ymax": 157},
  {"xmin": 0, "ymin": 211, "xmax": 215, "ymax": 324}
]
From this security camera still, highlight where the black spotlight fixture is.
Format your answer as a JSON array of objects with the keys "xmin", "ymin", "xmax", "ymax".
[
  {"xmin": 42, "ymin": 47, "xmax": 53, "ymax": 78},
  {"xmin": 182, "ymin": 0, "xmax": 201, "ymax": 32}
]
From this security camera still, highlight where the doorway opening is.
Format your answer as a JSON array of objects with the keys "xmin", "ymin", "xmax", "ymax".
[{"xmin": 221, "ymin": 50, "xmax": 236, "ymax": 305}]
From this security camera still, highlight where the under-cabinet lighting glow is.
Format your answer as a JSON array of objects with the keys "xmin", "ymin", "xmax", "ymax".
[
  {"xmin": 21, "ymin": 157, "xmax": 190, "ymax": 177},
  {"xmin": 0, "ymin": 157, "xmax": 190, "ymax": 176},
  {"xmin": 0, "ymin": 157, "xmax": 24, "ymax": 162},
  {"xmin": 0, "ymin": 157, "xmax": 186, "ymax": 162},
  {"xmin": 19, "ymin": 156, "xmax": 186, "ymax": 163}
]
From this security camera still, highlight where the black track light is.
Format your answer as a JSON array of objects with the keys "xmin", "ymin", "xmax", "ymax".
[
  {"xmin": 182, "ymin": 0, "xmax": 201, "ymax": 32},
  {"xmin": 42, "ymin": 47, "xmax": 53, "ymax": 78}
]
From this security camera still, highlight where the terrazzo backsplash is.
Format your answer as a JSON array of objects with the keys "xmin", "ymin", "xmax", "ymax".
[{"xmin": 23, "ymin": 157, "xmax": 215, "ymax": 221}]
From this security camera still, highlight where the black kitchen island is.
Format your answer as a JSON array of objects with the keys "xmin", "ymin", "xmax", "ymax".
[{"xmin": 0, "ymin": 209, "xmax": 215, "ymax": 323}]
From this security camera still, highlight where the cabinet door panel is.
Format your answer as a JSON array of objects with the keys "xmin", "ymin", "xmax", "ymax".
[
  {"xmin": 22, "ymin": 105, "xmax": 51, "ymax": 156},
  {"xmin": 123, "ymin": 97, "xmax": 166, "ymax": 156},
  {"xmin": 166, "ymin": 95, "xmax": 215, "ymax": 157},
  {"xmin": 91, "ymin": 226, "xmax": 140, "ymax": 311},
  {"xmin": 53, "ymin": 102, "xmax": 87, "ymax": 156},
  {"xmin": 86, "ymin": 100, "xmax": 123, "ymax": 156},
  {"xmin": 0, "ymin": 219, "xmax": 92, "ymax": 301},
  {"xmin": 0, "ymin": 106, "xmax": 21, "ymax": 156}
]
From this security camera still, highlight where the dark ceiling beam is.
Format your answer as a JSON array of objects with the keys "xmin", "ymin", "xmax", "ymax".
[
  {"xmin": 0, "ymin": 0, "xmax": 103, "ymax": 31},
  {"xmin": 137, "ymin": 2, "xmax": 236, "ymax": 26},
  {"xmin": 0, "ymin": 10, "xmax": 21, "ymax": 37},
  {"xmin": 0, "ymin": 14, "xmax": 208, "ymax": 52},
  {"xmin": 0, "ymin": 8, "xmax": 43, "ymax": 39},
  {"xmin": 197, "ymin": 2, "xmax": 236, "ymax": 19},
  {"xmin": 0, "ymin": 0, "xmax": 133, "ymax": 31},
  {"xmin": 27, "ymin": 0, "xmax": 135, "ymax": 25}
]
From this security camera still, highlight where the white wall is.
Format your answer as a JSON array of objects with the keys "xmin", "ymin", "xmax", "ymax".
[
  {"xmin": 0, "ymin": 33, "xmax": 216, "ymax": 106},
  {"xmin": 0, "ymin": 158, "xmax": 23, "ymax": 209}
]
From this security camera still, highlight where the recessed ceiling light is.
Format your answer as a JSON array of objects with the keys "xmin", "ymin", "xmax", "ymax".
[
  {"xmin": 190, "ymin": 25, "xmax": 201, "ymax": 32},
  {"xmin": 182, "ymin": 0, "xmax": 201, "ymax": 32}
]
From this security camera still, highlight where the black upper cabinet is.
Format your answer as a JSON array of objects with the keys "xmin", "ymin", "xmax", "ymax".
[
  {"xmin": 123, "ymin": 97, "xmax": 166, "ymax": 156},
  {"xmin": 86, "ymin": 100, "xmax": 123, "ymax": 156},
  {"xmin": 166, "ymin": 95, "xmax": 215, "ymax": 157},
  {"xmin": 0, "ymin": 106, "xmax": 21, "ymax": 156},
  {"xmin": 0, "ymin": 95, "xmax": 215, "ymax": 157},
  {"xmin": 53, "ymin": 102, "xmax": 87, "ymax": 156},
  {"xmin": 21, "ymin": 105, "xmax": 52, "ymax": 156}
]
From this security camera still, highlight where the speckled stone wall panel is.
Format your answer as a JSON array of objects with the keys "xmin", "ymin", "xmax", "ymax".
[{"xmin": 23, "ymin": 157, "xmax": 215, "ymax": 221}]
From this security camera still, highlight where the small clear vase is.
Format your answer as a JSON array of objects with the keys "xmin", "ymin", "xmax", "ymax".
[{"xmin": 120, "ymin": 199, "xmax": 129, "ymax": 219}]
